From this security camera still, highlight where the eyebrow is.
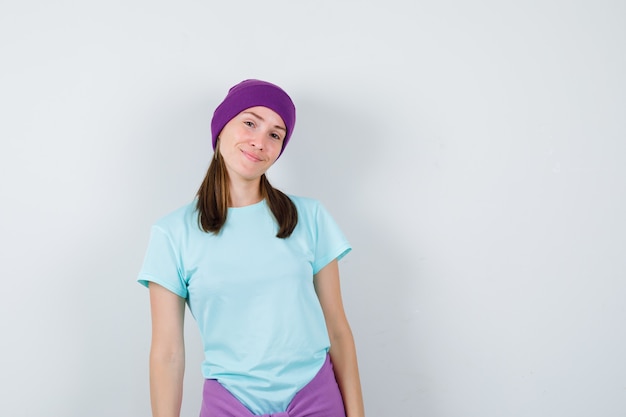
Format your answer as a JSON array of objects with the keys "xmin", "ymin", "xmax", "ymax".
[{"xmin": 243, "ymin": 111, "xmax": 287, "ymax": 132}]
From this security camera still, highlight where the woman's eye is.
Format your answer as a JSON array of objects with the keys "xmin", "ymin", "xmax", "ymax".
[
  {"xmin": 244, "ymin": 121, "xmax": 254, "ymax": 127},
  {"xmin": 271, "ymin": 133, "xmax": 282, "ymax": 140}
]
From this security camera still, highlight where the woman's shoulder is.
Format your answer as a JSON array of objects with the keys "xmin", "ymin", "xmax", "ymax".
[
  {"xmin": 152, "ymin": 200, "xmax": 198, "ymax": 232},
  {"xmin": 287, "ymin": 194, "xmax": 339, "ymax": 222},
  {"xmin": 287, "ymin": 194, "xmax": 323, "ymax": 211}
]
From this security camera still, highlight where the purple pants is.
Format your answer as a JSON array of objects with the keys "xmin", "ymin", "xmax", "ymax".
[{"xmin": 199, "ymin": 355, "xmax": 346, "ymax": 417}]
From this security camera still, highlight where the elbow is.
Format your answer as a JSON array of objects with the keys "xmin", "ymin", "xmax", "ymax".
[
  {"xmin": 150, "ymin": 340, "xmax": 185, "ymax": 366},
  {"xmin": 328, "ymin": 320, "xmax": 355, "ymax": 347},
  {"xmin": 150, "ymin": 349, "xmax": 185, "ymax": 365}
]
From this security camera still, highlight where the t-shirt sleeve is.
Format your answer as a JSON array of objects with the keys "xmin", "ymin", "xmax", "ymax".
[
  {"xmin": 137, "ymin": 225, "xmax": 188, "ymax": 299},
  {"xmin": 312, "ymin": 202, "xmax": 352, "ymax": 275}
]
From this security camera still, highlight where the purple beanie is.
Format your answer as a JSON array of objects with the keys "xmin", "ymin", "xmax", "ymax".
[{"xmin": 211, "ymin": 79, "xmax": 296, "ymax": 156}]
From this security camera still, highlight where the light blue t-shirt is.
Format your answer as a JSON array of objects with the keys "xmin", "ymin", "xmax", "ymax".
[{"xmin": 137, "ymin": 195, "xmax": 351, "ymax": 414}]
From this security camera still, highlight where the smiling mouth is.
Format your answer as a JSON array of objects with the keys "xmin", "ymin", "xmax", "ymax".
[{"xmin": 241, "ymin": 149, "xmax": 263, "ymax": 162}]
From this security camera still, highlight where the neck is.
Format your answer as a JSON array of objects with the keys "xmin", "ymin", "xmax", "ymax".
[{"xmin": 228, "ymin": 178, "xmax": 263, "ymax": 207}]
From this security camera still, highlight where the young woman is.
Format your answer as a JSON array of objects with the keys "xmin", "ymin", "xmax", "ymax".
[{"xmin": 138, "ymin": 79, "xmax": 365, "ymax": 417}]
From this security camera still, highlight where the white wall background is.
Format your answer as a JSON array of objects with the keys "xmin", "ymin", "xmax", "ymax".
[{"xmin": 1, "ymin": 1, "xmax": 625, "ymax": 416}]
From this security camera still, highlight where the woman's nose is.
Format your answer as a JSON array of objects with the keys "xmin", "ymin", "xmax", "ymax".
[{"xmin": 249, "ymin": 132, "xmax": 266, "ymax": 149}]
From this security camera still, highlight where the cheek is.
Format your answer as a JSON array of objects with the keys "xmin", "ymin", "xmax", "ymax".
[{"xmin": 269, "ymin": 144, "xmax": 284, "ymax": 160}]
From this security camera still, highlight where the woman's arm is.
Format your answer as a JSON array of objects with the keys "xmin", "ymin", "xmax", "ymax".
[
  {"xmin": 148, "ymin": 282, "xmax": 186, "ymax": 417},
  {"xmin": 314, "ymin": 259, "xmax": 365, "ymax": 417}
]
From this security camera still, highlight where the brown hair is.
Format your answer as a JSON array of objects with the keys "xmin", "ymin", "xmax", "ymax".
[{"xmin": 195, "ymin": 150, "xmax": 298, "ymax": 238}]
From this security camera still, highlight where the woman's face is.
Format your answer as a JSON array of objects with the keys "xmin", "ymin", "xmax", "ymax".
[{"xmin": 218, "ymin": 106, "xmax": 286, "ymax": 183}]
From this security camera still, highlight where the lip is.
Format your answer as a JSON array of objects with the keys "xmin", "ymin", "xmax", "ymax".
[{"xmin": 241, "ymin": 149, "xmax": 263, "ymax": 162}]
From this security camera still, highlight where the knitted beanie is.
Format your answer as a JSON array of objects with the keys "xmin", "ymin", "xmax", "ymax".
[{"xmin": 211, "ymin": 79, "xmax": 296, "ymax": 157}]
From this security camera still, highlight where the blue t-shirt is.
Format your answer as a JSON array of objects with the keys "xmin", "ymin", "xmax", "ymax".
[{"xmin": 137, "ymin": 195, "xmax": 351, "ymax": 414}]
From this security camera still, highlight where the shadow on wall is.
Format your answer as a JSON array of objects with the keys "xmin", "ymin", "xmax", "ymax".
[{"xmin": 274, "ymin": 95, "xmax": 422, "ymax": 415}]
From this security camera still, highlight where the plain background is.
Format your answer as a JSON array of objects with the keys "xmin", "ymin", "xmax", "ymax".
[{"xmin": 1, "ymin": 1, "xmax": 625, "ymax": 416}]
